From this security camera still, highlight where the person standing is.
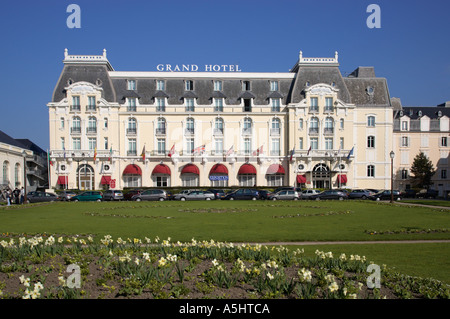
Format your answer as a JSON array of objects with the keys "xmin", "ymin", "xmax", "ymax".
[
  {"xmin": 6, "ymin": 189, "xmax": 11, "ymax": 206},
  {"xmin": 20, "ymin": 187, "xmax": 25, "ymax": 204}
]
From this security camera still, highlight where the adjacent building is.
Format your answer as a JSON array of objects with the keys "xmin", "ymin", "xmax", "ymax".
[{"xmin": 47, "ymin": 49, "xmax": 448, "ymax": 195}]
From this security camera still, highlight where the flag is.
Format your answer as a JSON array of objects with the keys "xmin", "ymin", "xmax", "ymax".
[
  {"xmin": 347, "ymin": 146, "xmax": 354, "ymax": 159},
  {"xmin": 253, "ymin": 145, "xmax": 263, "ymax": 156},
  {"xmin": 47, "ymin": 151, "xmax": 53, "ymax": 166},
  {"xmin": 168, "ymin": 144, "xmax": 175, "ymax": 157},
  {"xmin": 289, "ymin": 146, "xmax": 295, "ymax": 161},
  {"xmin": 193, "ymin": 144, "xmax": 205, "ymax": 155},
  {"xmin": 307, "ymin": 146, "xmax": 311, "ymax": 156},
  {"xmin": 93, "ymin": 147, "xmax": 97, "ymax": 161},
  {"xmin": 226, "ymin": 145, "xmax": 234, "ymax": 157},
  {"xmin": 140, "ymin": 146, "xmax": 146, "ymax": 161},
  {"xmin": 63, "ymin": 147, "xmax": 66, "ymax": 160}
]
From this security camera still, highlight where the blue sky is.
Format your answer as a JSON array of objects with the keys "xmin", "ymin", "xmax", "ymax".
[{"xmin": 0, "ymin": 0, "xmax": 449, "ymax": 150}]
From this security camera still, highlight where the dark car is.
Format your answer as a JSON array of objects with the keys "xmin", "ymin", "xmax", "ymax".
[
  {"xmin": 416, "ymin": 189, "xmax": 438, "ymax": 199},
  {"xmin": 26, "ymin": 191, "xmax": 59, "ymax": 203},
  {"xmin": 207, "ymin": 189, "xmax": 226, "ymax": 200},
  {"xmin": 123, "ymin": 189, "xmax": 142, "ymax": 201},
  {"xmin": 348, "ymin": 189, "xmax": 374, "ymax": 200},
  {"xmin": 131, "ymin": 189, "xmax": 169, "ymax": 201},
  {"xmin": 369, "ymin": 190, "xmax": 402, "ymax": 201},
  {"xmin": 102, "ymin": 190, "xmax": 124, "ymax": 201},
  {"xmin": 310, "ymin": 190, "xmax": 348, "ymax": 201},
  {"xmin": 225, "ymin": 189, "xmax": 260, "ymax": 200},
  {"xmin": 401, "ymin": 189, "xmax": 417, "ymax": 198},
  {"xmin": 257, "ymin": 190, "xmax": 272, "ymax": 200},
  {"xmin": 70, "ymin": 191, "xmax": 103, "ymax": 202},
  {"xmin": 57, "ymin": 190, "xmax": 77, "ymax": 201}
]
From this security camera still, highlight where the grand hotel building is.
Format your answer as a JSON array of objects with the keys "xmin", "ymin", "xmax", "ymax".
[{"xmin": 47, "ymin": 49, "xmax": 449, "ymax": 195}]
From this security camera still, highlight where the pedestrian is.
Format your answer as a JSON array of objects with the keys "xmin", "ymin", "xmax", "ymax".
[
  {"xmin": 14, "ymin": 188, "xmax": 20, "ymax": 204},
  {"xmin": 20, "ymin": 187, "xmax": 25, "ymax": 204},
  {"xmin": 6, "ymin": 189, "xmax": 11, "ymax": 206}
]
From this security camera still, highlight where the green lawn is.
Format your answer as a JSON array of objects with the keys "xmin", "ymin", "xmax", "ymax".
[{"xmin": 1, "ymin": 200, "xmax": 449, "ymax": 284}]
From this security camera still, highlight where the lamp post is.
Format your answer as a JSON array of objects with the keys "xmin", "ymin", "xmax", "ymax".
[
  {"xmin": 22, "ymin": 151, "xmax": 27, "ymax": 204},
  {"xmin": 390, "ymin": 151, "xmax": 395, "ymax": 203}
]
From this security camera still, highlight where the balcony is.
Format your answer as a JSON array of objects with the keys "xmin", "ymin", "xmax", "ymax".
[
  {"xmin": 155, "ymin": 128, "xmax": 166, "ymax": 135},
  {"xmin": 86, "ymin": 127, "xmax": 97, "ymax": 134},
  {"xmin": 126, "ymin": 128, "xmax": 137, "ymax": 135},
  {"xmin": 127, "ymin": 106, "xmax": 137, "ymax": 112},
  {"xmin": 213, "ymin": 128, "xmax": 223, "ymax": 136},
  {"xmin": 323, "ymin": 128, "xmax": 334, "ymax": 135},
  {"xmin": 242, "ymin": 128, "xmax": 252, "ymax": 136},
  {"xmin": 86, "ymin": 105, "xmax": 96, "ymax": 112},
  {"xmin": 309, "ymin": 127, "xmax": 319, "ymax": 135},
  {"xmin": 270, "ymin": 128, "xmax": 280, "ymax": 136},
  {"xmin": 185, "ymin": 128, "xmax": 195, "ymax": 135},
  {"xmin": 309, "ymin": 107, "xmax": 319, "ymax": 114},
  {"xmin": 70, "ymin": 127, "xmax": 81, "ymax": 134},
  {"xmin": 127, "ymin": 150, "xmax": 137, "ymax": 156},
  {"xmin": 70, "ymin": 105, "xmax": 81, "ymax": 112}
]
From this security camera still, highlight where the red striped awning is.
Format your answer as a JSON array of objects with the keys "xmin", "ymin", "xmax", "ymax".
[
  {"xmin": 152, "ymin": 164, "xmax": 171, "ymax": 175},
  {"xmin": 123, "ymin": 164, "xmax": 142, "ymax": 175},
  {"xmin": 181, "ymin": 163, "xmax": 199, "ymax": 175},
  {"xmin": 238, "ymin": 163, "xmax": 256, "ymax": 175},
  {"xmin": 266, "ymin": 164, "xmax": 285, "ymax": 175},
  {"xmin": 296, "ymin": 174, "xmax": 307, "ymax": 184},
  {"xmin": 209, "ymin": 164, "xmax": 228, "ymax": 175},
  {"xmin": 100, "ymin": 176, "xmax": 112, "ymax": 185},
  {"xmin": 337, "ymin": 174, "xmax": 347, "ymax": 184},
  {"xmin": 57, "ymin": 176, "xmax": 68, "ymax": 185}
]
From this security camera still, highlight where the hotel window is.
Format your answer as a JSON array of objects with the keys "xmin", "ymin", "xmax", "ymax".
[
  {"xmin": 87, "ymin": 117, "xmax": 97, "ymax": 133},
  {"xmin": 127, "ymin": 80, "xmax": 136, "ymax": 90},
  {"xmin": 214, "ymin": 138, "xmax": 223, "ymax": 155},
  {"xmin": 104, "ymin": 118, "xmax": 108, "ymax": 129},
  {"xmin": 155, "ymin": 176, "xmax": 170, "ymax": 187},
  {"xmin": 156, "ymin": 80, "xmax": 165, "ymax": 91},
  {"xmin": 181, "ymin": 175, "xmax": 198, "ymax": 187},
  {"xmin": 309, "ymin": 117, "xmax": 319, "ymax": 134},
  {"xmin": 310, "ymin": 97, "xmax": 318, "ymax": 112},
  {"xmin": 185, "ymin": 80, "xmax": 194, "ymax": 91},
  {"xmin": 367, "ymin": 136, "xmax": 375, "ymax": 148},
  {"xmin": 339, "ymin": 118, "xmax": 344, "ymax": 129},
  {"xmin": 401, "ymin": 169, "xmax": 408, "ymax": 180},
  {"xmin": 185, "ymin": 98, "xmax": 195, "ymax": 112},
  {"xmin": 239, "ymin": 175, "xmax": 255, "ymax": 187},
  {"xmin": 324, "ymin": 117, "xmax": 334, "ymax": 134},
  {"xmin": 157, "ymin": 138, "xmax": 166, "ymax": 155},
  {"xmin": 156, "ymin": 117, "xmax": 166, "ymax": 135},
  {"xmin": 270, "ymin": 81, "xmax": 279, "ymax": 91},
  {"xmin": 87, "ymin": 96, "xmax": 96, "ymax": 111},
  {"xmin": 88, "ymin": 138, "xmax": 97, "ymax": 150},
  {"xmin": 367, "ymin": 116, "xmax": 376, "ymax": 127},
  {"xmin": 441, "ymin": 137, "xmax": 448, "ymax": 147},
  {"xmin": 271, "ymin": 98, "xmax": 281, "ymax": 112},
  {"xmin": 310, "ymin": 137, "xmax": 318, "ymax": 150},
  {"xmin": 299, "ymin": 118, "xmax": 304, "ymax": 130},
  {"xmin": 61, "ymin": 137, "xmax": 65, "ymax": 150},
  {"xmin": 214, "ymin": 80, "xmax": 222, "ymax": 91},
  {"xmin": 128, "ymin": 138, "xmax": 137, "ymax": 156},
  {"xmin": 71, "ymin": 117, "xmax": 81, "ymax": 133},
  {"xmin": 243, "ymin": 98, "xmax": 252, "ymax": 112},
  {"xmin": 186, "ymin": 138, "xmax": 194, "ymax": 155},
  {"xmin": 60, "ymin": 117, "xmax": 65, "ymax": 129},
  {"xmin": 124, "ymin": 175, "xmax": 141, "ymax": 188},
  {"xmin": 267, "ymin": 175, "xmax": 283, "ymax": 187},
  {"xmin": 127, "ymin": 98, "xmax": 136, "ymax": 112},
  {"xmin": 186, "ymin": 118, "xmax": 195, "ymax": 134},
  {"xmin": 367, "ymin": 165, "xmax": 375, "ymax": 177},
  {"xmin": 441, "ymin": 169, "xmax": 448, "ymax": 179},
  {"xmin": 340, "ymin": 137, "xmax": 344, "ymax": 150},
  {"xmin": 243, "ymin": 138, "xmax": 252, "ymax": 155},
  {"xmin": 156, "ymin": 98, "xmax": 166, "ymax": 112},
  {"xmin": 104, "ymin": 137, "xmax": 108, "ymax": 150},
  {"xmin": 73, "ymin": 137, "xmax": 81, "ymax": 150},
  {"xmin": 299, "ymin": 137, "xmax": 304, "ymax": 150},
  {"xmin": 243, "ymin": 118, "xmax": 252, "ymax": 135},
  {"xmin": 401, "ymin": 121, "xmax": 408, "ymax": 131},
  {"xmin": 242, "ymin": 80, "xmax": 251, "ymax": 91},
  {"xmin": 401, "ymin": 136, "xmax": 409, "ymax": 147},
  {"xmin": 214, "ymin": 98, "xmax": 224, "ymax": 112},
  {"xmin": 14, "ymin": 163, "xmax": 20, "ymax": 187},
  {"xmin": 325, "ymin": 137, "xmax": 333, "ymax": 150},
  {"xmin": 271, "ymin": 138, "xmax": 280, "ymax": 156},
  {"xmin": 324, "ymin": 97, "xmax": 333, "ymax": 112},
  {"xmin": 214, "ymin": 117, "xmax": 224, "ymax": 135},
  {"xmin": 271, "ymin": 118, "xmax": 281, "ymax": 136},
  {"xmin": 127, "ymin": 118, "xmax": 137, "ymax": 134},
  {"xmin": 72, "ymin": 96, "xmax": 80, "ymax": 111}
]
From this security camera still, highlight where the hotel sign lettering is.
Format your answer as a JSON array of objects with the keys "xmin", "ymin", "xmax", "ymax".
[{"xmin": 156, "ymin": 64, "xmax": 241, "ymax": 72}]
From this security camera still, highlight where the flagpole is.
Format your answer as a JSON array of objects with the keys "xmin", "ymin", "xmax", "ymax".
[{"xmin": 47, "ymin": 149, "xmax": 51, "ymax": 190}]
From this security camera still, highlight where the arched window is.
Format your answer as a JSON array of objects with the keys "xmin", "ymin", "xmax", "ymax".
[
  {"xmin": 77, "ymin": 164, "xmax": 95, "ymax": 190},
  {"xmin": 367, "ymin": 116, "xmax": 376, "ymax": 127},
  {"xmin": 156, "ymin": 117, "xmax": 166, "ymax": 135},
  {"xmin": 324, "ymin": 117, "xmax": 334, "ymax": 134},
  {"xmin": 214, "ymin": 117, "xmax": 224, "ymax": 135},
  {"xmin": 310, "ymin": 117, "xmax": 319, "ymax": 134},
  {"xmin": 367, "ymin": 136, "xmax": 375, "ymax": 148},
  {"xmin": 72, "ymin": 116, "xmax": 81, "ymax": 133},
  {"xmin": 87, "ymin": 116, "xmax": 97, "ymax": 133},
  {"xmin": 186, "ymin": 117, "xmax": 195, "ymax": 134},
  {"xmin": 2, "ymin": 161, "xmax": 9, "ymax": 185},
  {"xmin": 271, "ymin": 118, "xmax": 281, "ymax": 136},
  {"xmin": 127, "ymin": 118, "xmax": 137, "ymax": 134},
  {"xmin": 15, "ymin": 163, "xmax": 20, "ymax": 187}
]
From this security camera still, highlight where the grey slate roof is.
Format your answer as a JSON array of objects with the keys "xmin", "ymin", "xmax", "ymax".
[{"xmin": 395, "ymin": 106, "xmax": 450, "ymax": 120}]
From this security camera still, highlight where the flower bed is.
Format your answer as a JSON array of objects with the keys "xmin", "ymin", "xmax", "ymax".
[{"xmin": 0, "ymin": 234, "xmax": 448, "ymax": 299}]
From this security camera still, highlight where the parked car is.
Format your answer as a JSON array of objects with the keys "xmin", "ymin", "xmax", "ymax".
[
  {"xmin": 26, "ymin": 191, "xmax": 59, "ymax": 203},
  {"xmin": 70, "ymin": 191, "xmax": 103, "ymax": 202},
  {"xmin": 348, "ymin": 189, "xmax": 374, "ymax": 200},
  {"xmin": 207, "ymin": 189, "xmax": 226, "ymax": 200},
  {"xmin": 300, "ymin": 189, "xmax": 321, "ymax": 199},
  {"xmin": 369, "ymin": 190, "xmax": 402, "ymax": 201},
  {"xmin": 401, "ymin": 189, "xmax": 417, "ymax": 198},
  {"xmin": 225, "ymin": 189, "xmax": 260, "ymax": 200},
  {"xmin": 131, "ymin": 189, "xmax": 169, "ymax": 201},
  {"xmin": 310, "ymin": 190, "xmax": 348, "ymax": 200},
  {"xmin": 102, "ymin": 190, "xmax": 124, "ymax": 201},
  {"xmin": 257, "ymin": 190, "xmax": 272, "ymax": 200},
  {"xmin": 268, "ymin": 190, "xmax": 299, "ymax": 201},
  {"xmin": 57, "ymin": 191, "xmax": 77, "ymax": 201},
  {"xmin": 174, "ymin": 190, "xmax": 215, "ymax": 201},
  {"xmin": 123, "ymin": 189, "xmax": 142, "ymax": 201},
  {"xmin": 416, "ymin": 189, "xmax": 438, "ymax": 199}
]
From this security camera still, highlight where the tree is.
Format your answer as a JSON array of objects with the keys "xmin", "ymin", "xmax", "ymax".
[{"xmin": 410, "ymin": 152, "xmax": 435, "ymax": 188}]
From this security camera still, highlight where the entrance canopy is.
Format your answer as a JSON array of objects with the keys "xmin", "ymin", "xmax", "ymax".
[
  {"xmin": 238, "ymin": 163, "xmax": 256, "ymax": 175},
  {"xmin": 123, "ymin": 164, "xmax": 142, "ymax": 175},
  {"xmin": 152, "ymin": 164, "xmax": 171, "ymax": 175},
  {"xmin": 181, "ymin": 163, "xmax": 199, "ymax": 175}
]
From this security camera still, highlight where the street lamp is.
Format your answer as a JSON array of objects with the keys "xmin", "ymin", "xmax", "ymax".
[
  {"xmin": 22, "ymin": 150, "xmax": 27, "ymax": 204},
  {"xmin": 390, "ymin": 151, "xmax": 395, "ymax": 203}
]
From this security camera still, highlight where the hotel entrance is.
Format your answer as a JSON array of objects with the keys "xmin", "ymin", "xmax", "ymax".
[
  {"xmin": 311, "ymin": 163, "xmax": 330, "ymax": 189},
  {"xmin": 77, "ymin": 164, "xmax": 95, "ymax": 190}
]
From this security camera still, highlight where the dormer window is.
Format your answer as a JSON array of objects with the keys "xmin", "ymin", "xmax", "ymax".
[
  {"xmin": 366, "ymin": 86, "xmax": 374, "ymax": 95},
  {"xmin": 156, "ymin": 80, "xmax": 165, "ymax": 91},
  {"xmin": 418, "ymin": 110, "xmax": 422, "ymax": 117},
  {"xmin": 185, "ymin": 80, "xmax": 194, "ymax": 91},
  {"xmin": 242, "ymin": 80, "xmax": 251, "ymax": 91},
  {"xmin": 270, "ymin": 81, "xmax": 279, "ymax": 91},
  {"xmin": 214, "ymin": 80, "xmax": 222, "ymax": 91},
  {"xmin": 127, "ymin": 80, "xmax": 136, "ymax": 90}
]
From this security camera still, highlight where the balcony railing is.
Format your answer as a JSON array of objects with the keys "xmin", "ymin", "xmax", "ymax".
[
  {"xmin": 86, "ymin": 127, "xmax": 97, "ymax": 134},
  {"xmin": 323, "ymin": 127, "xmax": 334, "ymax": 135},
  {"xmin": 242, "ymin": 128, "xmax": 252, "ymax": 136},
  {"xmin": 127, "ymin": 150, "xmax": 137, "ymax": 156},
  {"xmin": 309, "ymin": 127, "xmax": 319, "ymax": 135},
  {"xmin": 213, "ymin": 128, "xmax": 224, "ymax": 136},
  {"xmin": 155, "ymin": 128, "xmax": 166, "ymax": 135},
  {"xmin": 70, "ymin": 105, "xmax": 81, "ymax": 112},
  {"xmin": 70, "ymin": 127, "xmax": 81, "ymax": 134},
  {"xmin": 86, "ymin": 106, "xmax": 96, "ymax": 112},
  {"xmin": 127, "ymin": 106, "xmax": 137, "ymax": 112},
  {"xmin": 185, "ymin": 128, "xmax": 195, "ymax": 135},
  {"xmin": 270, "ymin": 128, "xmax": 280, "ymax": 136},
  {"xmin": 126, "ymin": 128, "xmax": 137, "ymax": 135}
]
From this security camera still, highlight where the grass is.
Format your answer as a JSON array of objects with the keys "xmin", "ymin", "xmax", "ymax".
[
  {"xmin": 0, "ymin": 199, "xmax": 449, "ymax": 284},
  {"xmin": 402, "ymin": 200, "xmax": 450, "ymax": 207}
]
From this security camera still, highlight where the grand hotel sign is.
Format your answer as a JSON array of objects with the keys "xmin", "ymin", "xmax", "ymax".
[{"xmin": 156, "ymin": 64, "xmax": 242, "ymax": 72}]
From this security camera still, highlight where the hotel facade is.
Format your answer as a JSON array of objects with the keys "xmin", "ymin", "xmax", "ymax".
[{"xmin": 47, "ymin": 49, "xmax": 449, "ymax": 196}]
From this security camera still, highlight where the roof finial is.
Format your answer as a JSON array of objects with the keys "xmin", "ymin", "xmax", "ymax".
[
  {"xmin": 335, "ymin": 51, "xmax": 338, "ymax": 62},
  {"xmin": 103, "ymin": 48, "xmax": 107, "ymax": 58},
  {"xmin": 64, "ymin": 48, "xmax": 68, "ymax": 58}
]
